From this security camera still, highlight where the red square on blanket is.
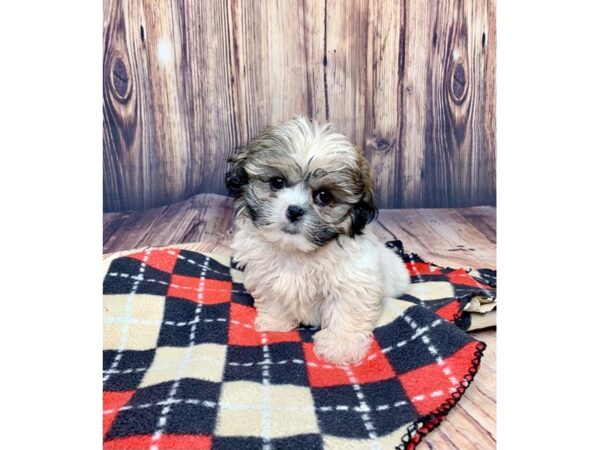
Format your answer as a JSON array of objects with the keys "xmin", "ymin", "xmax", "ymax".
[
  {"xmin": 447, "ymin": 269, "xmax": 487, "ymax": 288},
  {"xmin": 104, "ymin": 434, "xmax": 212, "ymax": 449},
  {"xmin": 128, "ymin": 249, "xmax": 180, "ymax": 274},
  {"xmin": 103, "ymin": 390, "xmax": 135, "ymax": 437},
  {"xmin": 435, "ymin": 300, "xmax": 461, "ymax": 322},
  {"xmin": 228, "ymin": 303, "xmax": 301, "ymax": 346},
  {"xmin": 398, "ymin": 340, "xmax": 480, "ymax": 415},
  {"xmin": 167, "ymin": 274, "xmax": 232, "ymax": 304},
  {"xmin": 406, "ymin": 260, "xmax": 443, "ymax": 277},
  {"xmin": 303, "ymin": 340, "xmax": 396, "ymax": 387}
]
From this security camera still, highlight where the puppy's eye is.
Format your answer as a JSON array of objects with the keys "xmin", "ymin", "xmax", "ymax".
[
  {"xmin": 269, "ymin": 176, "xmax": 286, "ymax": 190},
  {"xmin": 314, "ymin": 190, "xmax": 333, "ymax": 206}
]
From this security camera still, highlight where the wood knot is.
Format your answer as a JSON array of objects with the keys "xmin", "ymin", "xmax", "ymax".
[
  {"xmin": 450, "ymin": 62, "xmax": 467, "ymax": 103},
  {"xmin": 375, "ymin": 137, "xmax": 390, "ymax": 151},
  {"xmin": 368, "ymin": 136, "xmax": 392, "ymax": 152},
  {"xmin": 109, "ymin": 53, "xmax": 132, "ymax": 103}
]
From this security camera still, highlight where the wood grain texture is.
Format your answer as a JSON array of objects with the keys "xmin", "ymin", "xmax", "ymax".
[
  {"xmin": 103, "ymin": 0, "xmax": 496, "ymax": 212},
  {"xmin": 103, "ymin": 193, "xmax": 235, "ymax": 255},
  {"xmin": 103, "ymin": 195, "xmax": 496, "ymax": 449}
]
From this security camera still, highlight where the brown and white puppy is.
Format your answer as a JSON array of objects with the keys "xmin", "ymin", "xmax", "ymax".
[{"xmin": 225, "ymin": 117, "xmax": 409, "ymax": 365}]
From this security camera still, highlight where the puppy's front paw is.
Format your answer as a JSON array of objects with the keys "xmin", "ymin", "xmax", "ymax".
[
  {"xmin": 254, "ymin": 314, "xmax": 297, "ymax": 332},
  {"xmin": 313, "ymin": 329, "xmax": 373, "ymax": 366}
]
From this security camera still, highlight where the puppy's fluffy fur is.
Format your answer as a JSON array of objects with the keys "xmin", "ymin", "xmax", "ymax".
[{"xmin": 226, "ymin": 117, "xmax": 410, "ymax": 365}]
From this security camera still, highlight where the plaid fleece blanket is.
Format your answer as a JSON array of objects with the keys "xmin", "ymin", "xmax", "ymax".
[{"xmin": 103, "ymin": 240, "xmax": 496, "ymax": 449}]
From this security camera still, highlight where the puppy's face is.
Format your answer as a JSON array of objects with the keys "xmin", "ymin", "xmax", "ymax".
[{"xmin": 225, "ymin": 117, "xmax": 377, "ymax": 252}]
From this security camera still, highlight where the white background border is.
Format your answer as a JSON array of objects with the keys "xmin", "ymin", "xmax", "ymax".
[{"xmin": 1, "ymin": 1, "xmax": 599, "ymax": 448}]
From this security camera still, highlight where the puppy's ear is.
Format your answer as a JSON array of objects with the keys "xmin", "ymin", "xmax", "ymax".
[
  {"xmin": 350, "ymin": 152, "xmax": 378, "ymax": 237},
  {"xmin": 224, "ymin": 150, "xmax": 248, "ymax": 198}
]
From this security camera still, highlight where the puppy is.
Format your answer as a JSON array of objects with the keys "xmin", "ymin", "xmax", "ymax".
[{"xmin": 225, "ymin": 117, "xmax": 410, "ymax": 365}]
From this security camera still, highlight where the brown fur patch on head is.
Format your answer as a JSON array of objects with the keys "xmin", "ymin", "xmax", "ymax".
[
  {"xmin": 347, "ymin": 147, "xmax": 377, "ymax": 236},
  {"xmin": 224, "ymin": 149, "xmax": 249, "ymax": 198}
]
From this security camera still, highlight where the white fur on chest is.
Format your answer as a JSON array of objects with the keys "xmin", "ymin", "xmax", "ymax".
[{"xmin": 231, "ymin": 220, "xmax": 396, "ymax": 328}]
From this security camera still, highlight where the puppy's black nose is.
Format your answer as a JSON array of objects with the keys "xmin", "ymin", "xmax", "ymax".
[{"xmin": 286, "ymin": 205, "xmax": 305, "ymax": 222}]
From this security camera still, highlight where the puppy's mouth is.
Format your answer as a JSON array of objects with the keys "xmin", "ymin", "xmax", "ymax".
[{"xmin": 281, "ymin": 224, "xmax": 300, "ymax": 235}]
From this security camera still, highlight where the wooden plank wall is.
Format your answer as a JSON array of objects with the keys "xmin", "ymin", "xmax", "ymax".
[{"xmin": 103, "ymin": 0, "xmax": 496, "ymax": 212}]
